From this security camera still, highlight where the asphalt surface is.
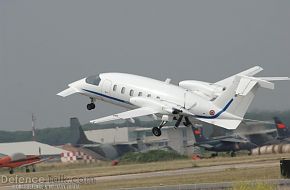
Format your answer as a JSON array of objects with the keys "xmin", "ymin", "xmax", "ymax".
[{"xmin": 0, "ymin": 160, "xmax": 281, "ymax": 190}]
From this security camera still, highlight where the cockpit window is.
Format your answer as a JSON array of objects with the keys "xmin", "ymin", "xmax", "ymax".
[{"xmin": 86, "ymin": 75, "xmax": 101, "ymax": 86}]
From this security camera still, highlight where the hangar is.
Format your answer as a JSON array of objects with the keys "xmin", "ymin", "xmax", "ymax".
[{"xmin": 0, "ymin": 141, "xmax": 66, "ymax": 156}]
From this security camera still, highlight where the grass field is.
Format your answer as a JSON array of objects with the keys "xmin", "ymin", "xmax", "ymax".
[{"xmin": 0, "ymin": 153, "xmax": 288, "ymax": 189}]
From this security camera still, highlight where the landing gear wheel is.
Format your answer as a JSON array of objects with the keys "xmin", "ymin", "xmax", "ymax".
[
  {"xmin": 9, "ymin": 169, "xmax": 14, "ymax": 174},
  {"xmin": 32, "ymin": 168, "xmax": 36, "ymax": 172},
  {"xmin": 152, "ymin": 127, "xmax": 162, "ymax": 137},
  {"xmin": 26, "ymin": 168, "xmax": 30, "ymax": 173},
  {"xmin": 87, "ymin": 103, "xmax": 95, "ymax": 110}
]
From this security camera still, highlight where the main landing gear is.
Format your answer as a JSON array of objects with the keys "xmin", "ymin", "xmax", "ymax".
[
  {"xmin": 9, "ymin": 168, "xmax": 14, "ymax": 174},
  {"xmin": 87, "ymin": 98, "xmax": 96, "ymax": 110},
  {"xmin": 25, "ymin": 166, "xmax": 36, "ymax": 173},
  {"xmin": 183, "ymin": 117, "xmax": 193, "ymax": 127}
]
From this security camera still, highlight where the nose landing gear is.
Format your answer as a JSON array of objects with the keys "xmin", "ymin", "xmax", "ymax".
[
  {"xmin": 87, "ymin": 98, "xmax": 96, "ymax": 110},
  {"xmin": 152, "ymin": 120, "xmax": 168, "ymax": 137},
  {"xmin": 87, "ymin": 103, "xmax": 95, "ymax": 110}
]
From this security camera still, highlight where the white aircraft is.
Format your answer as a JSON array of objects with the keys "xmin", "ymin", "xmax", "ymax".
[{"xmin": 57, "ymin": 66, "xmax": 289, "ymax": 136}]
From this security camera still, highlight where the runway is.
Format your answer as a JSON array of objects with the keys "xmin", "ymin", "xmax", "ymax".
[
  {"xmin": 0, "ymin": 160, "xmax": 281, "ymax": 190},
  {"xmin": 93, "ymin": 161, "xmax": 278, "ymax": 182}
]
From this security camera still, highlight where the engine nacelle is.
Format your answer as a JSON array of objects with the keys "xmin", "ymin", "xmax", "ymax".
[{"xmin": 179, "ymin": 80, "xmax": 225, "ymax": 99}]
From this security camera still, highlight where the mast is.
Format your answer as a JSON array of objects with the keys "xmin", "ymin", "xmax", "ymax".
[{"xmin": 32, "ymin": 113, "xmax": 36, "ymax": 141}]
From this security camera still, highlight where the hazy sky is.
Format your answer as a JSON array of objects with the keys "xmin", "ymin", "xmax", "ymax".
[{"xmin": 1, "ymin": 0, "xmax": 290, "ymax": 130}]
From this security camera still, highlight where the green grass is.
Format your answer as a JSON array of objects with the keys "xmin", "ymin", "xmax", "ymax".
[
  {"xmin": 233, "ymin": 182, "xmax": 276, "ymax": 190},
  {"xmin": 120, "ymin": 150, "xmax": 187, "ymax": 163}
]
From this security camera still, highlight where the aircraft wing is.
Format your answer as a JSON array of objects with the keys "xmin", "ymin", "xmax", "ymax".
[
  {"xmin": 57, "ymin": 87, "xmax": 79, "ymax": 97},
  {"xmin": 194, "ymin": 143, "xmax": 214, "ymax": 149},
  {"xmin": 239, "ymin": 129, "xmax": 276, "ymax": 136},
  {"xmin": 220, "ymin": 137, "xmax": 248, "ymax": 143},
  {"xmin": 90, "ymin": 107, "xmax": 159, "ymax": 124},
  {"xmin": 19, "ymin": 157, "xmax": 52, "ymax": 168}
]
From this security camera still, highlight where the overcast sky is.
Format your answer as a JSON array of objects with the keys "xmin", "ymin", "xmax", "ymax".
[{"xmin": 0, "ymin": 0, "xmax": 290, "ymax": 131}]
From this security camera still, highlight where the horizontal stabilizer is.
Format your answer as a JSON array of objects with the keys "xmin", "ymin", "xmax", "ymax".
[
  {"xmin": 257, "ymin": 77, "xmax": 290, "ymax": 81},
  {"xmin": 57, "ymin": 87, "xmax": 79, "ymax": 97},
  {"xmin": 90, "ymin": 107, "xmax": 158, "ymax": 124}
]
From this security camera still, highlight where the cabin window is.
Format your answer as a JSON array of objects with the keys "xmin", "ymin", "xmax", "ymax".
[
  {"xmin": 121, "ymin": 87, "xmax": 125, "ymax": 94},
  {"xmin": 138, "ymin": 92, "xmax": 142, "ymax": 96},
  {"xmin": 113, "ymin": 85, "xmax": 117, "ymax": 91},
  {"xmin": 85, "ymin": 75, "xmax": 101, "ymax": 86},
  {"xmin": 129, "ymin": 90, "xmax": 134, "ymax": 96},
  {"xmin": 147, "ymin": 94, "xmax": 151, "ymax": 97}
]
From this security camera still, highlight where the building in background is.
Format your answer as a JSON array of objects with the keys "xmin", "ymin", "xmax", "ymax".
[
  {"xmin": 85, "ymin": 125, "xmax": 196, "ymax": 156},
  {"xmin": 0, "ymin": 141, "xmax": 67, "ymax": 162}
]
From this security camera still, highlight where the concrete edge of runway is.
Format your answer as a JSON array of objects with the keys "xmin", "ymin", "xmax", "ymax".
[{"xmin": 119, "ymin": 179, "xmax": 290, "ymax": 190}]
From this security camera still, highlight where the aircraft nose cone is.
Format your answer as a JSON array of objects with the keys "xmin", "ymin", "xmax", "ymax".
[{"xmin": 0, "ymin": 156, "xmax": 11, "ymax": 165}]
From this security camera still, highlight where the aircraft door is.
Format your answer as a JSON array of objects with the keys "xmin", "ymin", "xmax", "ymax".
[
  {"xmin": 102, "ymin": 79, "xmax": 112, "ymax": 95},
  {"xmin": 184, "ymin": 91, "xmax": 196, "ymax": 109}
]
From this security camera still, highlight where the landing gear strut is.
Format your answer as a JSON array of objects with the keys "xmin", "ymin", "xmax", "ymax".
[
  {"xmin": 152, "ymin": 120, "xmax": 167, "ymax": 137},
  {"xmin": 87, "ymin": 98, "xmax": 95, "ymax": 110},
  {"xmin": 183, "ymin": 117, "xmax": 193, "ymax": 127},
  {"xmin": 174, "ymin": 115, "xmax": 184, "ymax": 129}
]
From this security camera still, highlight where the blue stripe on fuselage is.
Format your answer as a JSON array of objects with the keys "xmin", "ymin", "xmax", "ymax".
[
  {"xmin": 82, "ymin": 89, "xmax": 131, "ymax": 105},
  {"xmin": 196, "ymin": 98, "xmax": 234, "ymax": 119},
  {"xmin": 82, "ymin": 88, "xmax": 234, "ymax": 119}
]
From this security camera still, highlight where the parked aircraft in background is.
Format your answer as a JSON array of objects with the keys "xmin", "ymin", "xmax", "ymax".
[
  {"xmin": 70, "ymin": 118, "xmax": 137, "ymax": 160},
  {"xmin": 262, "ymin": 117, "xmax": 290, "ymax": 145},
  {"xmin": 191, "ymin": 126, "xmax": 257, "ymax": 157},
  {"xmin": 0, "ymin": 153, "xmax": 50, "ymax": 174},
  {"xmin": 274, "ymin": 117, "xmax": 290, "ymax": 140},
  {"xmin": 58, "ymin": 66, "xmax": 289, "ymax": 136}
]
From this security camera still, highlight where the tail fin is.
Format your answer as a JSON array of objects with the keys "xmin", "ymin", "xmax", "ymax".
[
  {"xmin": 198, "ymin": 66, "xmax": 289, "ymax": 130},
  {"xmin": 192, "ymin": 126, "xmax": 207, "ymax": 142},
  {"xmin": 273, "ymin": 117, "xmax": 289, "ymax": 139},
  {"xmin": 214, "ymin": 75, "xmax": 259, "ymax": 118},
  {"xmin": 70, "ymin": 117, "xmax": 95, "ymax": 145},
  {"xmin": 214, "ymin": 66, "xmax": 265, "ymax": 118},
  {"xmin": 214, "ymin": 66, "xmax": 290, "ymax": 117}
]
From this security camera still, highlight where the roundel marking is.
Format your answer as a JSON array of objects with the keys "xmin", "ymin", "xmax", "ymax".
[{"xmin": 209, "ymin": 110, "xmax": 215, "ymax": 116}]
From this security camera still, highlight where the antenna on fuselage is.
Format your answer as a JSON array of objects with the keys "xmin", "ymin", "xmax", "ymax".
[{"xmin": 165, "ymin": 78, "xmax": 171, "ymax": 84}]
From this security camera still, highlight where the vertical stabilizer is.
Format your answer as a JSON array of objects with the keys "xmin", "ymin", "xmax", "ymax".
[
  {"xmin": 192, "ymin": 126, "xmax": 208, "ymax": 143},
  {"xmin": 214, "ymin": 75, "xmax": 259, "ymax": 118},
  {"xmin": 213, "ymin": 66, "xmax": 289, "ymax": 119},
  {"xmin": 274, "ymin": 117, "xmax": 290, "ymax": 139},
  {"xmin": 70, "ymin": 118, "xmax": 95, "ymax": 145}
]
